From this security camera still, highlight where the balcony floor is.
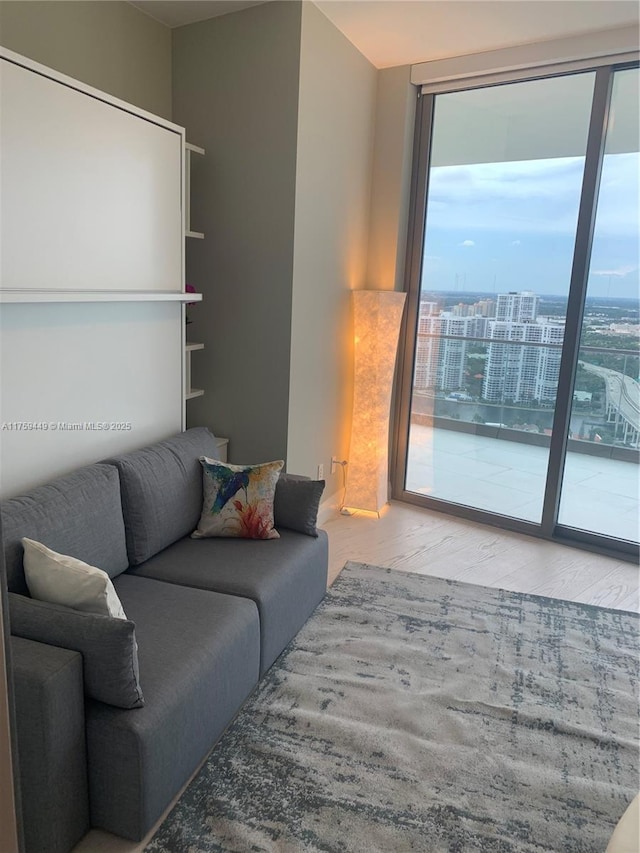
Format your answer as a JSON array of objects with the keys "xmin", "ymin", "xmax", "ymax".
[{"xmin": 406, "ymin": 423, "xmax": 639, "ymax": 543}]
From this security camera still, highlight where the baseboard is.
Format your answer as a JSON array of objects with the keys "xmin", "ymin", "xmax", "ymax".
[{"xmin": 318, "ymin": 488, "xmax": 342, "ymax": 526}]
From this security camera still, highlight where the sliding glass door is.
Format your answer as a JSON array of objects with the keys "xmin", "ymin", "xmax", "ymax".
[
  {"xmin": 395, "ymin": 63, "xmax": 639, "ymax": 556},
  {"xmin": 557, "ymin": 68, "xmax": 639, "ymax": 543}
]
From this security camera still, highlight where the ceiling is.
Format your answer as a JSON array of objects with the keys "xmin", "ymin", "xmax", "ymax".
[
  {"xmin": 129, "ymin": 0, "xmax": 267, "ymax": 28},
  {"xmin": 129, "ymin": 0, "xmax": 640, "ymax": 69}
]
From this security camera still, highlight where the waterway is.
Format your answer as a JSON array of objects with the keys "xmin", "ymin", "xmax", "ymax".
[{"xmin": 411, "ymin": 393, "xmax": 606, "ymax": 439}]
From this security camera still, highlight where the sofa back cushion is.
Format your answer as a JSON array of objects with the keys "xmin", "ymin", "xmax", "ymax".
[
  {"xmin": 1, "ymin": 464, "xmax": 129, "ymax": 595},
  {"xmin": 106, "ymin": 428, "xmax": 220, "ymax": 565}
]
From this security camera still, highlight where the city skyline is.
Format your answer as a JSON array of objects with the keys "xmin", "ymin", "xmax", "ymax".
[{"xmin": 411, "ymin": 287, "xmax": 639, "ymax": 450}]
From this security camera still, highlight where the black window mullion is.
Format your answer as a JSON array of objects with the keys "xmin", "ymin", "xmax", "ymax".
[
  {"xmin": 392, "ymin": 92, "xmax": 434, "ymax": 499},
  {"xmin": 540, "ymin": 67, "xmax": 614, "ymax": 537}
]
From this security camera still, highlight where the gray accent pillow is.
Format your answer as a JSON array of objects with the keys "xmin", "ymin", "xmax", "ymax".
[
  {"xmin": 274, "ymin": 474, "xmax": 325, "ymax": 537},
  {"xmin": 8, "ymin": 593, "xmax": 144, "ymax": 710}
]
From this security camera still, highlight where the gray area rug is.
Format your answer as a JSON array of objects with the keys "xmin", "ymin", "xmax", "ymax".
[{"xmin": 146, "ymin": 562, "xmax": 639, "ymax": 852}]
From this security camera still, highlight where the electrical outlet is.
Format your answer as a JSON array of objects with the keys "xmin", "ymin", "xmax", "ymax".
[
  {"xmin": 317, "ymin": 463, "xmax": 324, "ymax": 480},
  {"xmin": 332, "ymin": 457, "xmax": 347, "ymax": 475}
]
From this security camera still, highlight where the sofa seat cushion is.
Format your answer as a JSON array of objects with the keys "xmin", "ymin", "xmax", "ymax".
[
  {"xmin": 1, "ymin": 463, "xmax": 129, "ymax": 595},
  {"xmin": 128, "ymin": 528, "xmax": 329, "ymax": 675},
  {"xmin": 105, "ymin": 427, "xmax": 221, "ymax": 565},
  {"xmin": 86, "ymin": 574, "xmax": 260, "ymax": 841}
]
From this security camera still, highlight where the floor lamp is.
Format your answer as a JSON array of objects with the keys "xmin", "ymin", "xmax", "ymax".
[{"xmin": 343, "ymin": 290, "xmax": 406, "ymax": 514}]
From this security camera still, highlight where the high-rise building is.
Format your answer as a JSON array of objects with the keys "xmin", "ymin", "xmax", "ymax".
[
  {"xmin": 482, "ymin": 293, "xmax": 564, "ymax": 403},
  {"xmin": 496, "ymin": 291, "xmax": 539, "ymax": 323},
  {"xmin": 476, "ymin": 299, "xmax": 497, "ymax": 318},
  {"xmin": 415, "ymin": 291, "xmax": 563, "ymax": 402},
  {"xmin": 534, "ymin": 321, "xmax": 565, "ymax": 402},
  {"xmin": 414, "ymin": 313, "xmax": 441, "ymax": 389},
  {"xmin": 415, "ymin": 309, "xmax": 487, "ymax": 391}
]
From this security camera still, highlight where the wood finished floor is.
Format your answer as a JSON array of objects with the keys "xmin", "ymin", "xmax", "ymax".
[
  {"xmin": 325, "ymin": 501, "xmax": 640, "ymax": 612},
  {"xmin": 73, "ymin": 500, "xmax": 640, "ymax": 852}
]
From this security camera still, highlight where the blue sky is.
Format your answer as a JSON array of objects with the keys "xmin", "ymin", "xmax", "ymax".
[{"xmin": 421, "ymin": 153, "xmax": 639, "ymax": 300}]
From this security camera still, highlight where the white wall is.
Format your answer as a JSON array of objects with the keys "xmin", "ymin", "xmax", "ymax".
[{"xmin": 287, "ymin": 2, "xmax": 377, "ymax": 500}]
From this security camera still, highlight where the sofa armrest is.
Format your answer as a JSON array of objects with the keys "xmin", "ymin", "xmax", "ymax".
[{"xmin": 11, "ymin": 636, "xmax": 89, "ymax": 853}]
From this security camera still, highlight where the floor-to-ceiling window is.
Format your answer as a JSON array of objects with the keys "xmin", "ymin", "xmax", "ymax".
[{"xmin": 394, "ymin": 61, "xmax": 639, "ymax": 558}]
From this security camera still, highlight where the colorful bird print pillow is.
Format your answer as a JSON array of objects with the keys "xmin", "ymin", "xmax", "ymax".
[{"xmin": 192, "ymin": 457, "xmax": 284, "ymax": 539}]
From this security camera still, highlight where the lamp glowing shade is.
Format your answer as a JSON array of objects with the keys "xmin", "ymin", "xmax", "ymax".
[{"xmin": 343, "ymin": 290, "xmax": 406, "ymax": 513}]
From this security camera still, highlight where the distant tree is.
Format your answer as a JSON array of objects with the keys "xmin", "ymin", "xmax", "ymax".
[
  {"xmin": 574, "ymin": 366, "xmax": 605, "ymax": 393},
  {"xmin": 581, "ymin": 333, "xmax": 639, "ymax": 379}
]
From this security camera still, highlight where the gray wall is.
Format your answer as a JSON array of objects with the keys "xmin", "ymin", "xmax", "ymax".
[
  {"xmin": 173, "ymin": 1, "xmax": 302, "ymax": 464},
  {"xmin": 287, "ymin": 2, "xmax": 377, "ymax": 495},
  {"xmin": 0, "ymin": 1, "xmax": 172, "ymax": 118},
  {"xmin": 172, "ymin": 0, "xmax": 406, "ymax": 494}
]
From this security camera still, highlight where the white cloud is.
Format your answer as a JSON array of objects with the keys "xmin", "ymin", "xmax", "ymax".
[
  {"xmin": 591, "ymin": 265, "xmax": 638, "ymax": 277},
  {"xmin": 459, "ymin": 240, "xmax": 475, "ymax": 247},
  {"xmin": 426, "ymin": 153, "xmax": 639, "ymax": 239},
  {"xmin": 511, "ymin": 240, "xmax": 521, "ymax": 246}
]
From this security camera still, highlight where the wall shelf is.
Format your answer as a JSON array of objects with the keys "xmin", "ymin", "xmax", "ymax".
[
  {"xmin": 185, "ymin": 388, "xmax": 205, "ymax": 400},
  {"xmin": 185, "ymin": 341, "xmax": 205, "ymax": 402},
  {"xmin": 185, "ymin": 142, "xmax": 205, "ymax": 156},
  {"xmin": 185, "ymin": 141, "xmax": 205, "ymax": 239},
  {"xmin": 0, "ymin": 290, "xmax": 203, "ymax": 304},
  {"xmin": 184, "ymin": 141, "xmax": 206, "ymax": 406}
]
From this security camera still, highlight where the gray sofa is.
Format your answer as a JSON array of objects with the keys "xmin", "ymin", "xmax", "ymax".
[{"xmin": 1, "ymin": 428, "xmax": 328, "ymax": 852}]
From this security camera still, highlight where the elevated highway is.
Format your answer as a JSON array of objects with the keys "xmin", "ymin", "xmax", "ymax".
[{"xmin": 580, "ymin": 361, "xmax": 640, "ymax": 445}]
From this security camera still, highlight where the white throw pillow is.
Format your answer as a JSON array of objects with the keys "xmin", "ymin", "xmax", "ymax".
[
  {"xmin": 606, "ymin": 793, "xmax": 640, "ymax": 853},
  {"xmin": 22, "ymin": 538, "xmax": 127, "ymax": 620}
]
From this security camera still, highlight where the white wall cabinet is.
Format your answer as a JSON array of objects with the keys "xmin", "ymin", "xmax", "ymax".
[
  {"xmin": 0, "ymin": 48, "xmax": 192, "ymax": 496},
  {"xmin": 1, "ymin": 55, "xmax": 183, "ymax": 294}
]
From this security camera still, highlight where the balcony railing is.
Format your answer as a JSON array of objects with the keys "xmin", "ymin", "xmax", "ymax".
[
  {"xmin": 411, "ymin": 333, "xmax": 640, "ymax": 457},
  {"xmin": 409, "ymin": 412, "xmax": 639, "ymax": 464}
]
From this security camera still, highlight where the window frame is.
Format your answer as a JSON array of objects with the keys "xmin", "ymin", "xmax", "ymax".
[{"xmin": 391, "ymin": 59, "xmax": 640, "ymax": 563}]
